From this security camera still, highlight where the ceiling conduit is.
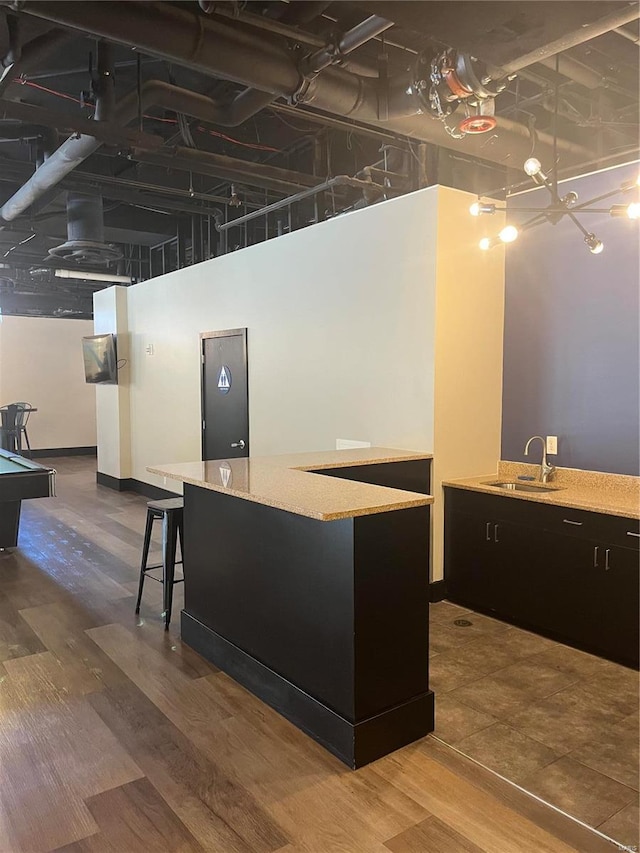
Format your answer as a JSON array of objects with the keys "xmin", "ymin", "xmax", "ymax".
[
  {"xmin": 0, "ymin": 39, "xmax": 114, "ymax": 224},
  {"xmin": 0, "ymin": 6, "xmax": 398, "ymax": 221},
  {"xmin": 0, "ymin": 75, "xmax": 333, "ymax": 224},
  {"xmin": 0, "ymin": 24, "xmax": 72, "ymax": 96},
  {"xmin": 4, "ymin": 1, "xmax": 591, "ymax": 166}
]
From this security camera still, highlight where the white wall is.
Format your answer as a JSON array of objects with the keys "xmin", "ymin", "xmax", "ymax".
[
  {"xmin": 124, "ymin": 186, "xmax": 442, "ymax": 489},
  {"xmin": 0, "ymin": 315, "xmax": 96, "ymax": 449},
  {"xmin": 94, "ymin": 286, "xmax": 131, "ymax": 479},
  {"xmin": 96, "ymin": 185, "xmax": 504, "ymax": 580},
  {"xmin": 431, "ymin": 187, "xmax": 506, "ymax": 579}
]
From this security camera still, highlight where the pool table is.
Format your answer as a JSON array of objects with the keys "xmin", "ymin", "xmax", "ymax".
[{"xmin": 0, "ymin": 448, "xmax": 56, "ymax": 549}]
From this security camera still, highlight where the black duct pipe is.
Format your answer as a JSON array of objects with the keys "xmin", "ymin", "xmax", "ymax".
[
  {"xmin": 66, "ymin": 192, "xmax": 104, "ymax": 243},
  {"xmin": 203, "ymin": 0, "xmax": 333, "ymax": 129},
  {"xmin": 6, "ymin": 0, "xmax": 592, "ymax": 167},
  {"xmin": 300, "ymin": 15, "xmax": 393, "ymax": 76}
]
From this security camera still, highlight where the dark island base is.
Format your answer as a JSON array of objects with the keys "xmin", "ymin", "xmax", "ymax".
[
  {"xmin": 182, "ymin": 610, "xmax": 434, "ymax": 768},
  {"xmin": 181, "ymin": 459, "xmax": 433, "ymax": 770}
]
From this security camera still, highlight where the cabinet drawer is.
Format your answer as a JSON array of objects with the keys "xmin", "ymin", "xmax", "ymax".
[
  {"xmin": 445, "ymin": 487, "xmax": 549, "ymax": 526},
  {"xmin": 541, "ymin": 507, "xmax": 639, "ymax": 549},
  {"xmin": 444, "ymin": 487, "xmax": 639, "ymax": 549}
]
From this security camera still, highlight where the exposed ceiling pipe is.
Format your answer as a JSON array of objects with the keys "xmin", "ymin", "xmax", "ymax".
[
  {"xmin": 0, "ymin": 25, "xmax": 72, "ymax": 96},
  {"xmin": 486, "ymin": 2, "xmax": 640, "ymax": 77},
  {"xmin": 128, "ymin": 145, "xmax": 321, "ymax": 196},
  {"xmin": 0, "ymin": 75, "xmax": 325, "ymax": 224},
  {"xmin": 0, "ymin": 40, "xmax": 114, "ymax": 224},
  {"xmin": 208, "ymin": 4, "xmax": 380, "ymax": 77},
  {"xmin": 4, "ymin": 1, "xmax": 593, "ymax": 167},
  {"xmin": 200, "ymin": 1, "xmax": 333, "ymax": 131},
  {"xmin": 300, "ymin": 15, "xmax": 393, "ymax": 76}
]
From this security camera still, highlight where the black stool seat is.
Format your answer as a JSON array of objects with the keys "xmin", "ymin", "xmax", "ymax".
[
  {"xmin": 147, "ymin": 497, "xmax": 185, "ymax": 513},
  {"xmin": 136, "ymin": 497, "xmax": 184, "ymax": 629}
]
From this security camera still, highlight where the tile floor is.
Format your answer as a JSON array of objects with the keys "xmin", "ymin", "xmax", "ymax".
[{"xmin": 430, "ymin": 600, "xmax": 640, "ymax": 852}]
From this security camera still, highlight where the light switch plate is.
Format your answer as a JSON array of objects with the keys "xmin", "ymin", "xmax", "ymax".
[{"xmin": 546, "ymin": 435, "xmax": 558, "ymax": 455}]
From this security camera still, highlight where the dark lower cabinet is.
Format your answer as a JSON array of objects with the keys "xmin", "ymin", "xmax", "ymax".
[
  {"xmin": 444, "ymin": 487, "xmax": 639, "ymax": 668},
  {"xmin": 446, "ymin": 511, "xmax": 540, "ymax": 618},
  {"xmin": 537, "ymin": 530, "xmax": 639, "ymax": 665}
]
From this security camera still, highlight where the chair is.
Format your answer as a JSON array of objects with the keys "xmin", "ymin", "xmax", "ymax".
[
  {"xmin": 135, "ymin": 498, "xmax": 184, "ymax": 629},
  {"xmin": 13, "ymin": 403, "xmax": 32, "ymax": 454}
]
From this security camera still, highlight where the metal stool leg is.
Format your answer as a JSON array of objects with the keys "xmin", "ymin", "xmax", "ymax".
[
  {"xmin": 135, "ymin": 509, "xmax": 156, "ymax": 614},
  {"xmin": 162, "ymin": 510, "xmax": 179, "ymax": 630}
]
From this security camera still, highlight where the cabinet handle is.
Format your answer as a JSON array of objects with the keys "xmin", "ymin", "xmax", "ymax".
[
  {"xmin": 494, "ymin": 523, "xmax": 499, "ymax": 543},
  {"xmin": 627, "ymin": 532, "xmax": 640, "ymax": 538},
  {"xmin": 486, "ymin": 522, "xmax": 492, "ymax": 542},
  {"xmin": 605, "ymin": 549, "xmax": 611, "ymax": 571},
  {"xmin": 593, "ymin": 546, "xmax": 599, "ymax": 567},
  {"xmin": 563, "ymin": 519, "xmax": 583, "ymax": 526}
]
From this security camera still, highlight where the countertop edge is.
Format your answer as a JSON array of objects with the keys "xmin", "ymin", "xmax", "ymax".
[
  {"xmin": 442, "ymin": 478, "xmax": 640, "ymax": 521},
  {"xmin": 148, "ymin": 464, "xmax": 434, "ymax": 521}
]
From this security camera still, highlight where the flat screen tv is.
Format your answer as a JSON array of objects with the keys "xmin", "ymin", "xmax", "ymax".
[{"xmin": 82, "ymin": 333, "xmax": 118, "ymax": 384}]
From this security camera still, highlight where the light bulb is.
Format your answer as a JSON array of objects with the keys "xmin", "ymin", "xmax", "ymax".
[
  {"xmin": 470, "ymin": 202, "xmax": 496, "ymax": 216},
  {"xmin": 498, "ymin": 225, "xmax": 519, "ymax": 243},
  {"xmin": 479, "ymin": 237, "xmax": 491, "ymax": 251},
  {"xmin": 627, "ymin": 202, "xmax": 640, "ymax": 220},
  {"xmin": 584, "ymin": 233, "xmax": 604, "ymax": 254},
  {"xmin": 524, "ymin": 158, "xmax": 542, "ymax": 177}
]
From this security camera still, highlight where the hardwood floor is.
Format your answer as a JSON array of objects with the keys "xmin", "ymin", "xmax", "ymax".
[{"xmin": 0, "ymin": 457, "xmax": 628, "ymax": 853}]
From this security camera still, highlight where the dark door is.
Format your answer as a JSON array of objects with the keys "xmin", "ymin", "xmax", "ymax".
[{"xmin": 202, "ymin": 329, "xmax": 249, "ymax": 460}]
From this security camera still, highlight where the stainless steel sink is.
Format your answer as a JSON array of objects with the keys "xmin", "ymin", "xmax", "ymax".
[{"xmin": 482, "ymin": 481, "xmax": 561, "ymax": 493}]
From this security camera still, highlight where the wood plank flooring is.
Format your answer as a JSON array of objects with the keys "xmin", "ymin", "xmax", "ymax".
[{"xmin": 0, "ymin": 457, "xmax": 630, "ymax": 853}]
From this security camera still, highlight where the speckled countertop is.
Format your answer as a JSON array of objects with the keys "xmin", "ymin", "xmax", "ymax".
[
  {"xmin": 148, "ymin": 447, "xmax": 433, "ymax": 521},
  {"xmin": 443, "ymin": 461, "xmax": 640, "ymax": 520}
]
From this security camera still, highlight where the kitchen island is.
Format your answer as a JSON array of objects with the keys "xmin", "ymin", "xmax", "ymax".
[{"xmin": 149, "ymin": 447, "xmax": 434, "ymax": 768}]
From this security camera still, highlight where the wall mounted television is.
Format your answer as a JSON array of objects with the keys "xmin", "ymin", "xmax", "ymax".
[{"xmin": 82, "ymin": 333, "xmax": 118, "ymax": 384}]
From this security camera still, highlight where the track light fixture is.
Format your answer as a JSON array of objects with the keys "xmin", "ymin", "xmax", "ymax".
[{"xmin": 474, "ymin": 160, "xmax": 640, "ymax": 255}]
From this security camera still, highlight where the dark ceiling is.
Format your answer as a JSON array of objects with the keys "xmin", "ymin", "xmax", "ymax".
[{"xmin": 0, "ymin": 0, "xmax": 638, "ymax": 318}]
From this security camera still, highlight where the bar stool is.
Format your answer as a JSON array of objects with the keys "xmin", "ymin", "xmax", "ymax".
[{"xmin": 135, "ymin": 498, "xmax": 184, "ymax": 629}]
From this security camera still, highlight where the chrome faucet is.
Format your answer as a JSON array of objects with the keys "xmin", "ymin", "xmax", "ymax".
[{"xmin": 524, "ymin": 435, "xmax": 557, "ymax": 483}]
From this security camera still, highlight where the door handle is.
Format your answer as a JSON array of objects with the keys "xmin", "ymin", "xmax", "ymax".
[
  {"xmin": 563, "ymin": 519, "xmax": 583, "ymax": 526},
  {"xmin": 605, "ymin": 549, "xmax": 611, "ymax": 571},
  {"xmin": 494, "ymin": 524, "xmax": 499, "ymax": 543},
  {"xmin": 230, "ymin": 439, "xmax": 246, "ymax": 449},
  {"xmin": 627, "ymin": 531, "xmax": 640, "ymax": 538},
  {"xmin": 486, "ymin": 522, "xmax": 491, "ymax": 542},
  {"xmin": 593, "ymin": 546, "xmax": 599, "ymax": 567}
]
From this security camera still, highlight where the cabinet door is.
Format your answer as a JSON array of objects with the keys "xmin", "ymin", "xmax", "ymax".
[
  {"xmin": 536, "ymin": 531, "xmax": 639, "ymax": 666},
  {"xmin": 445, "ymin": 510, "xmax": 499, "ymax": 613},
  {"xmin": 595, "ymin": 544, "xmax": 639, "ymax": 667},
  {"xmin": 535, "ymin": 529, "xmax": 597, "ymax": 643},
  {"xmin": 491, "ymin": 518, "xmax": 545, "ymax": 624}
]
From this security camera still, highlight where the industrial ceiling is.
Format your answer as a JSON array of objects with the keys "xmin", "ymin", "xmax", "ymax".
[{"xmin": 0, "ymin": 0, "xmax": 638, "ymax": 318}]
